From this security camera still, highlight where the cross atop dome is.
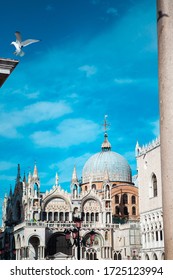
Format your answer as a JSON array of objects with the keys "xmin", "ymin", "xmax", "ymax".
[
  {"xmin": 103, "ymin": 115, "xmax": 110, "ymax": 134},
  {"xmin": 101, "ymin": 115, "xmax": 111, "ymax": 151}
]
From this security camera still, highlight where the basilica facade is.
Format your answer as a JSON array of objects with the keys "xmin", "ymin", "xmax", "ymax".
[{"xmin": 0, "ymin": 132, "xmax": 141, "ymax": 260}]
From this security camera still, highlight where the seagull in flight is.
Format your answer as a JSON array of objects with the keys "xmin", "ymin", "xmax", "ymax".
[{"xmin": 11, "ymin": 31, "xmax": 40, "ymax": 57}]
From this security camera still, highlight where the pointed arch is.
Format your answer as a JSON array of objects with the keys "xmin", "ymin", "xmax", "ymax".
[
  {"xmin": 152, "ymin": 173, "xmax": 158, "ymax": 197},
  {"xmin": 123, "ymin": 193, "xmax": 128, "ymax": 204},
  {"xmin": 150, "ymin": 173, "xmax": 158, "ymax": 198},
  {"xmin": 115, "ymin": 194, "xmax": 119, "ymax": 204}
]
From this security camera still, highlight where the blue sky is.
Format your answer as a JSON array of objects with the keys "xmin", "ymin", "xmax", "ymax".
[{"xmin": 0, "ymin": 0, "xmax": 159, "ymax": 223}]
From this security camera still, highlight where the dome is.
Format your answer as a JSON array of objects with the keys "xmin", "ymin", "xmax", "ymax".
[{"xmin": 82, "ymin": 133, "xmax": 132, "ymax": 184}]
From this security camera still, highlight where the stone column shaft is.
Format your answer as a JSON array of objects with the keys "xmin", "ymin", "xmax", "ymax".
[{"xmin": 157, "ymin": 0, "xmax": 173, "ymax": 259}]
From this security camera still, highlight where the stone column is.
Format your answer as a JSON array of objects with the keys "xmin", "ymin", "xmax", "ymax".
[{"xmin": 157, "ymin": 0, "xmax": 173, "ymax": 259}]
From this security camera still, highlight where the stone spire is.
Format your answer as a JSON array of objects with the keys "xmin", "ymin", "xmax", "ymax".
[
  {"xmin": 23, "ymin": 172, "xmax": 26, "ymax": 183},
  {"xmin": 16, "ymin": 163, "xmax": 21, "ymax": 183},
  {"xmin": 135, "ymin": 141, "xmax": 140, "ymax": 157},
  {"xmin": 9, "ymin": 185, "xmax": 13, "ymax": 198},
  {"xmin": 33, "ymin": 163, "xmax": 39, "ymax": 179},
  {"xmin": 28, "ymin": 171, "xmax": 32, "ymax": 184},
  {"xmin": 71, "ymin": 165, "xmax": 78, "ymax": 184},
  {"xmin": 55, "ymin": 172, "xmax": 59, "ymax": 186}
]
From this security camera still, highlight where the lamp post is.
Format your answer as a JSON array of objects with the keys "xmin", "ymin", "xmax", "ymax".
[{"xmin": 64, "ymin": 217, "xmax": 95, "ymax": 260}]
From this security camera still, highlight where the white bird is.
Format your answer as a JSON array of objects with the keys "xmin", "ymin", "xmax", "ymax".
[{"xmin": 11, "ymin": 31, "xmax": 40, "ymax": 57}]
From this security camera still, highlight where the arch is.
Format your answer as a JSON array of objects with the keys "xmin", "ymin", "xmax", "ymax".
[
  {"xmin": 145, "ymin": 253, "xmax": 149, "ymax": 260},
  {"xmin": 118, "ymin": 253, "xmax": 122, "ymax": 260},
  {"xmin": 115, "ymin": 206, "xmax": 119, "ymax": 215},
  {"xmin": 28, "ymin": 235, "xmax": 40, "ymax": 260},
  {"xmin": 152, "ymin": 173, "xmax": 158, "ymax": 197},
  {"xmin": 124, "ymin": 206, "xmax": 128, "ymax": 216},
  {"xmin": 153, "ymin": 253, "xmax": 158, "ymax": 260},
  {"xmin": 16, "ymin": 234, "xmax": 21, "ymax": 249},
  {"xmin": 81, "ymin": 196, "xmax": 102, "ymax": 212},
  {"xmin": 42, "ymin": 195, "xmax": 72, "ymax": 211},
  {"xmin": 161, "ymin": 252, "xmax": 165, "ymax": 260},
  {"xmin": 86, "ymin": 250, "xmax": 97, "ymax": 260},
  {"xmin": 46, "ymin": 232, "xmax": 72, "ymax": 257},
  {"xmin": 92, "ymin": 184, "xmax": 96, "ymax": 190},
  {"xmin": 115, "ymin": 195, "xmax": 119, "ymax": 204},
  {"xmin": 91, "ymin": 212, "xmax": 94, "ymax": 222},
  {"xmin": 123, "ymin": 193, "xmax": 128, "ymax": 204},
  {"xmin": 160, "ymin": 230, "xmax": 163, "ymax": 241},
  {"xmin": 150, "ymin": 173, "xmax": 158, "ymax": 198},
  {"xmin": 34, "ymin": 182, "xmax": 39, "ymax": 196},
  {"xmin": 114, "ymin": 252, "xmax": 122, "ymax": 260},
  {"xmin": 131, "ymin": 195, "xmax": 136, "ymax": 204},
  {"xmin": 114, "ymin": 252, "xmax": 117, "ymax": 260},
  {"xmin": 132, "ymin": 206, "xmax": 136, "ymax": 215},
  {"xmin": 105, "ymin": 231, "xmax": 108, "ymax": 241},
  {"xmin": 82, "ymin": 231, "xmax": 104, "ymax": 248},
  {"xmin": 21, "ymin": 235, "xmax": 25, "ymax": 248}
]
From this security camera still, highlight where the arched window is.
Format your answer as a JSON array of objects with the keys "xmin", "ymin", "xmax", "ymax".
[
  {"xmin": 92, "ymin": 184, "xmax": 96, "ymax": 190},
  {"xmin": 85, "ymin": 186, "xmax": 87, "ymax": 191},
  {"xmin": 132, "ymin": 206, "xmax": 136, "ymax": 215},
  {"xmin": 105, "ymin": 231, "xmax": 108, "ymax": 240},
  {"xmin": 115, "ymin": 206, "xmax": 119, "ymax": 215},
  {"xmin": 156, "ymin": 231, "xmax": 158, "ymax": 241},
  {"xmin": 160, "ymin": 230, "xmax": 163, "ymax": 241},
  {"xmin": 124, "ymin": 206, "xmax": 128, "ymax": 216},
  {"xmin": 115, "ymin": 195, "xmax": 119, "ymax": 204},
  {"xmin": 118, "ymin": 253, "xmax": 122, "ymax": 260},
  {"xmin": 123, "ymin": 194, "xmax": 128, "ymax": 204},
  {"xmin": 131, "ymin": 195, "xmax": 136, "ymax": 204},
  {"xmin": 86, "ymin": 213, "xmax": 89, "ymax": 222},
  {"xmin": 152, "ymin": 174, "xmax": 157, "ymax": 197},
  {"xmin": 114, "ymin": 252, "xmax": 122, "ymax": 260},
  {"xmin": 91, "ymin": 213, "xmax": 94, "ymax": 222}
]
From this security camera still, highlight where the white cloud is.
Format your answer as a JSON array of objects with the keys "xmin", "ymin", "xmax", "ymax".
[
  {"xmin": 31, "ymin": 118, "xmax": 101, "ymax": 148},
  {"xmin": 106, "ymin": 8, "xmax": 118, "ymax": 16},
  {"xmin": 0, "ymin": 161, "xmax": 16, "ymax": 171},
  {"xmin": 26, "ymin": 91, "xmax": 40, "ymax": 99},
  {"xmin": 49, "ymin": 153, "xmax": 92, "ymax": 183},
  {"xmin": 114, "ymin": 78, "xmax": 136, "ymax": 84},
  {"xmin": 150, "ymin": 120, "xmax": 160, "ymax": 137},
  {"xmin": 78, "ymin": 65, "xmax": 97, "ymax": 77},
  {"xmin": 0, "ymin": 101, "xmax": 72, "ymax": 138}
]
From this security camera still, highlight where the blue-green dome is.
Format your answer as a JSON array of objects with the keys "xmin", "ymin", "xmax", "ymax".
[{"xmin": 82, "ymin": 134, "xmax": 132, "ymax": 184}]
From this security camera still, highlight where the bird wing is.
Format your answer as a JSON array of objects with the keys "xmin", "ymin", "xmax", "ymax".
[
  {"xmin": 21, "ymin": 39, "xmax": 40, "ymax": 47},
  {"xmin": 15, "ymin": 31, "xmax": 22, "ymax": 43}
]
